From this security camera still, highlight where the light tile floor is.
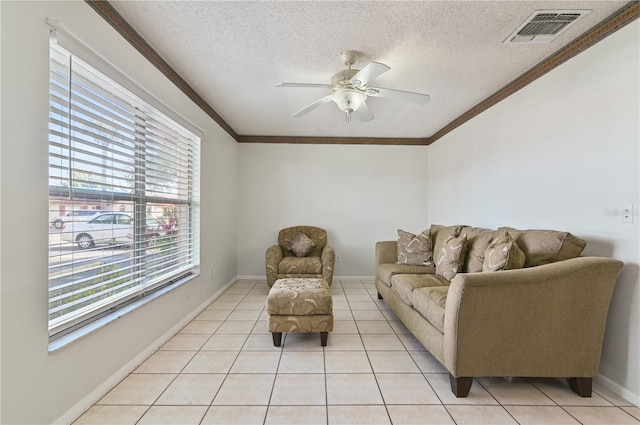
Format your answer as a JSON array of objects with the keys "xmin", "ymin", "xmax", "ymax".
[{"xmin": 74, "ymin": 279, "xmax": 640, "ymax": 425}]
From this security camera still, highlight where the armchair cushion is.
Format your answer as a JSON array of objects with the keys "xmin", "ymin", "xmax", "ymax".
[
  {"xmin": 278, "ymin": 256, "xmax": 323, "ymax": 275},
  {"xmin": 286, "ymin": 232, "xmax": 316, "ymax": 257}
]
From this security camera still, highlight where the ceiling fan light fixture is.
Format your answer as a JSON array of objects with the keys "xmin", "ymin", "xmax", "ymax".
[
  {"xmin": 276, "ymin": 51, "xmax": 429, "ymax": 122},
  {"xmin": 332, "ymin": 89, "xmax": 366, "ymax": 121},
  {"xmin": 332, "ymin": 89, "xmax": 366, "ymax": 112}
]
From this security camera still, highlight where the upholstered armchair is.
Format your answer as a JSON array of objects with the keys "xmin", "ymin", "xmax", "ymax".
[{"xmin": 265, "ymin": 226, "xmax": 335, "ymax": 287}]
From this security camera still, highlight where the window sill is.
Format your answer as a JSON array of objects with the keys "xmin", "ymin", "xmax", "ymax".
[{"xmin": 48, "ymin": 273, "xmax": 198, "ymax": 352}]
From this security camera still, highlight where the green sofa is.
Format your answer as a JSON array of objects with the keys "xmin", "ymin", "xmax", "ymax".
[{"xmin": 375, "ymin": 224, "xmax": 623, "ymax": 397}]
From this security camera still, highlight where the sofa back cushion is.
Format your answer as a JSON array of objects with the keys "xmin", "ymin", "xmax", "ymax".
[
  {"xmin": 496, "ymin": 227, "xmax": 586, "ymax": 267},
  {"xmin": 459, "ymin": 226, "xmax": 496, "ymax": 273}
]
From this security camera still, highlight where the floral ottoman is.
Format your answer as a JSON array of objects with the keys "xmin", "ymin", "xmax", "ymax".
[{"xmin": 266, "ymin": 278, "xmax": 333, "ymax": 346}]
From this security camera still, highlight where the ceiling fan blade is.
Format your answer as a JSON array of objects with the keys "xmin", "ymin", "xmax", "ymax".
[
  {"xmin": 276, "ymin": 83, "xmax": 335, "ymax": 89},
  {"xmin": 367, "ymin": 87, "xmax": 430, "ymax": 105},
  {"xmin": 354, "ymin": 102, "xmax": 374, "ymax": 122},
  {"xmin": 291, "ymin": 95, "xmax": 333, "ymax": 117},
  {"xmin": 350, "ymin": 62, "xmax": 390, "ymax": 86}
]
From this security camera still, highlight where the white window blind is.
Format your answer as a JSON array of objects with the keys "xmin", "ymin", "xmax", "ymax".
[{"xmin": 48, "ymin": 39, "xmax": 200, "ymax": 338}]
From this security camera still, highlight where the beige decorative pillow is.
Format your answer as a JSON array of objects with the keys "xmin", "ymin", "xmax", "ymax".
[
  {"xmin": 397, "ymin": 229, "xmax": 434, "ymax": 266},
  {"xmin": 435, "ymin": 234, "xmax": 467, "ymax": 281},
  {"xmin": 482, "ymin": 233, "xmax": 526, "ymax": 272},
  {"xmin": 286, "ymin": 232, "xmax": 316, "ymax": 257}
]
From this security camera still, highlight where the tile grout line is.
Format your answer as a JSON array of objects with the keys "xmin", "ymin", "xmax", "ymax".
[{"xmin": 79, "ymin": 279, "xmax": 640, "ymax": 424}]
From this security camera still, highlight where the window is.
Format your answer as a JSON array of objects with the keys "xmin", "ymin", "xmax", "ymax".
[{"xmin": 48, "ymin": 39, "xmax": 200, "ymax": 339}]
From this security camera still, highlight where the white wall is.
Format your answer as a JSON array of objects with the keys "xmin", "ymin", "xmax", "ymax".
[
  {"xmin": 0, "ymin": 2, "xmax": 239, "ymax": 423},
  {"xmin": 237, "ymin": 143, "xmax": 429, "ymax": 277},
  {"xmin": 1, "ymin": 1, "xmax": 638, "ymax": 422},
  {"xmin": 427, "ymin": 22, "xmax": 640, "ymax": 404}
]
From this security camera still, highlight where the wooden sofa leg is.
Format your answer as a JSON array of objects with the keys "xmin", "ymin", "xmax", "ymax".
[
  {"xmin": 272, "ymin": 332, "xmax": 282, "ymax": 347},
  {"xmin": 568, "ymin": 377, "xmax": 592, "ymax": 397},
  {"xmin": 320, "ymin": 332, "xmax": 328, "ymax": 346},
  {"xmin": 449, "ymin": 374, "xmax": 473, "ymax": 397},
  {"xmin": 377, "ymin": 291, "xmax": 383, "ymax": 300}
]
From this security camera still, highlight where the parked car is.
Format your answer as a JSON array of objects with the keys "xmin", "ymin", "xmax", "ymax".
[
  {"xmin": 60, "ymin": 213, "xmax": 165, "ymax": 249},
  {"xmin": 50, "ymin": 210, "xmax": 100, "ymax": 229}
]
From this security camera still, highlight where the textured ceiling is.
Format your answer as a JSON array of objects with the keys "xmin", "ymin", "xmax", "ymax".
[{"xmin": 108, "ymin": 1, "xmax": 630, "ymax": 140}]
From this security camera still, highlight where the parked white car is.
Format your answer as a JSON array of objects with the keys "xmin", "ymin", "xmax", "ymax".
[
  {"xmin": 60, "ymin": 213, "xmax": 164, "ymax": 249},
  {"xmin": 50, "ymin": 210, "xmax": 101, "ymax": 229}
]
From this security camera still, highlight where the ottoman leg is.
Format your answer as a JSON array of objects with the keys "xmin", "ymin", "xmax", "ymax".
[
  {"xmin": 320, "ymin": 332, "xmax": 328, "ymax": 346},
  {"xmin": 272, "ymin": 332, "xmax": 282, "ymax": 347}
]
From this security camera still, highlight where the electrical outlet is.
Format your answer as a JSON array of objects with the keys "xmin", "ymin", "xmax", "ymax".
[
  {"xmin": 621, "ymin": 205, "xmax": 633, "ymax": 223},
  {"xmin": 335, "ymin": 254, "xmax": 342, "ymax": 262}
]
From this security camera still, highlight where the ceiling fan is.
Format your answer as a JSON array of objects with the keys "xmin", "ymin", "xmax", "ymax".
[{"xmin": 276, "ymin": 51, "xmax": 430, "ymax": 123}]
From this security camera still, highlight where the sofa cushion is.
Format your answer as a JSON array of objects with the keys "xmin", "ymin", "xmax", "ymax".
[
  {"xmin": 435, "ymin": 234, "xmax": 468, "ymax": 281},
  {"xmin": 377, "ymin": 263, "xmax": 435, "ymax": 287},
  {"xmin": 460, "ymin": 227, "xmax": 496, "ymax": 273},
  {"xmin": 412, "ymin": 286, "xmax": 449, "ymax": 333},
  {"xmin": 431, "ymin": 224, "xmax": 463, "ymax": 265},
  {"xmin": 396, "ymin": 229, "xmax": 434, "ymax": 266},
  {"xmin": 482, "ymin": 233, "xmax": 526, "ymax": 272},
  {"xmin": 278, "ymin": 256, "xmax": 323, "ymax": 274},
  {"xmin": 391, "ymin": 274, "xmax": 449, "ymax": 306},
  {"xmin": 286, "ymin": 232, "xmax": 317, "ymax": 257},
  {"xmin": 496, "ymin": 227, "xmax": 586, "ymax": 267}
]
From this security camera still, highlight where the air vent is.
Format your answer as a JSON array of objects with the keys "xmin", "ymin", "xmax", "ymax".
[{"xmin": 504, "ymin": 10, "xmax": 590, "ymax": 44}]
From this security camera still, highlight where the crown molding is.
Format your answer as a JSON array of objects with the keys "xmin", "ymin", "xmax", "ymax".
[
  {"xmin": 86, "ymin": 1, "xmax": 639, "ymax": 146},
  {"xmin": 236, "ymin": 135, "xmax": 431, "ymax": 145},
  {"xmin": 428, "ymin": 0, "xmax": 640, "ymax": 145},
  {"xmin": 85, "ymin": 0, "xmax": 238, "ymax": 140}
]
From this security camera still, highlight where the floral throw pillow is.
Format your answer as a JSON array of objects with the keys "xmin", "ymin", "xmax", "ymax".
[
  {"xmin": 482, "ymin": 233, "xmax": 526, "ymax": 272},
  {"xmin": 435, "ymin": 234, "xmax": 468, "ymax": 281},
  {"xmin": 286, "ymin": 232, "xmax": 316, "ymax": 257},
  {"xmin": 396, "ymin": 229, "xmax": 434, "ymax": 266}
]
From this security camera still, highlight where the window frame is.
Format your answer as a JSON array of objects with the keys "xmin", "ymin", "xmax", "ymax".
[{"xmin": 47, "ymin": 30, "xmax": 201, "ymax": 343}]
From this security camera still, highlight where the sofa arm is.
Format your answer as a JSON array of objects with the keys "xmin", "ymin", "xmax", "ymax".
[
  {"xmin": 376, "ymin": 241, "xmax": 397, "ymax": 266},
  {"xmin": 265, "ymin": 244, "xmax": 283, "ymax": 287},
  {"xmin": 321, "ymin": 245, "xmax": 335, "ymax": 286},
  {"xmin": 443, "ymin": 256, "xmax": 623, "ymax": 378}
]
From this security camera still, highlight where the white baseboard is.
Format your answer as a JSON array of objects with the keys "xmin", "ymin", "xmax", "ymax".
[
  {"xmin": 53, "ymin": 277, "xmax": 237, "ymax": 425},
  {"xmin": 236, "ymin": 275, "xmax": 267, "ymax": 280},
  {"xmin": 596, "ymin": 373, "xmax": 640, "ymax": 407}
]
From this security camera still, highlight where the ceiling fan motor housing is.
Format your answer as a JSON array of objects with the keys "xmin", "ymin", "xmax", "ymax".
[
  {"xmin": 276, "ymin": 50, "xmax": 429, "ymax": 121},
  {"xmin": 332, "ymin": 69, "xmax": 360, "ymax": 87}
]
